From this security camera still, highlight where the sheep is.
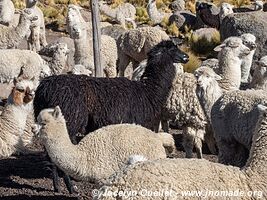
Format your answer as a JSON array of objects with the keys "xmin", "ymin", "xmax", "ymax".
[
  {"xmin": 99, "ymin": 1, "xmax": 136, "ymax": 29},
  {"xmin": 33, "ymin": 40, "xmax": 189, "ymax": 193},
  {"xmin": 250, "ymin": 56, "xmax": 267, "ymax": 90},
  {"xmin": 0, "ymin": 8, "xmax": 38, "ymax": 49},
  {"xmin": 95, "ymin": 103, "xmax": 267, "ymax": 200},
  {"xmin": 117, "ymin": 26, "xmax": 169, "ymax": 77},
  {"xmin": 25, "ymin": 0, "xmax": 47, "ymax": 52},
  {"xmin": 0, "ymin": 0, "xmax": 14, "ymax": 26},
  {"xmin": 72, "ymin": 22, "xmax": 118, "ymax": 78},
  {"xmin": 36, "ymin": 106, "xmax": 175, "ymax": 184},
  {"xmin": 214, "ymin": 36, "xmax": 251, "ymax": 91},
  {"xmin": 0, "ymin": 75, "xmax": 36, "ymax": 158}
]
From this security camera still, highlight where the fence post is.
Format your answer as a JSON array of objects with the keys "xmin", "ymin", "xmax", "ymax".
[{"xmin": 90, "ymin": 0, "xmax": 103, "ymax": 77}]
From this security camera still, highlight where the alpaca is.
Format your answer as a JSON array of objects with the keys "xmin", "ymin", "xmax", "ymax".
[
  {"xmin": 0, "ymin": 75, "xmax": 35, "ymax": 158},
  {"xmin": 99, "ymin": 1, "xmax": 136, "ymax": 29},
  {"xmin": 33, "ymin": 40, "xmax": 189, "ymax": 193},
  {"xmin": 96, "ymin": 103, "xmax": 267, "ymax": 200},
  {"xmin": 36, "ymin": 106, "xmax": 175, "ymax": 184},
  {"xmin": 25, "ymin": 0, "xmax": 47, "ymax": 52}
]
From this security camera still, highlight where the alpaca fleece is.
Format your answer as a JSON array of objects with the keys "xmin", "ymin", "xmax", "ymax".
[
  {"xmin": 34, "ymin": 40, "xmax": 188, "ymax": 142},
  {"xmin": 37, "ymin": 106, "xmax": 175, "ymax": 183},
  {"xmin": 95, "ymin": 105, "xmax": 267, "ymax": 200}
]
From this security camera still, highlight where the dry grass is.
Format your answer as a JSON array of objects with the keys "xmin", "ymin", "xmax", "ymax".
[
  {"xmin": 189, "ymin": 30, "xmax": 221, "ymax": 57},
  {"xmin": 181, "ymin": 46, "xmax": 202, "ymax": 73}
]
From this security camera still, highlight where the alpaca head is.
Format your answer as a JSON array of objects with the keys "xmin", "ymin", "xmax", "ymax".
[
  {"xmin": 147, "ymin": 40, "xmax": 189, "ymax": 66},
  {"xmin": 241, "ymin": 33, "xmax": 257, "ymax": 51},
  {"xmin": 254, "ymin": 0, "xmax": 263, "ymax": 11},
  {"xmin": 214, "ymin": 37, "xmax": 251, "ymax": 59},
  {"xmin": 196, "ymin": 2, "xmax": 212, "ymax": 12},
  {"xmin": 19, "ymin": 8, "xmax": 38, "ymax": 24},
  {"xmin": 10, "ymin": 68, "xmax": 35, "ymax": 106},
  {"xmin": 257, "ymin": 104, "xmax": 267, "ymax": 119},
  {"xmin": 194, "ymin": 66, "xmax": 222, "ymax": 89},
  {"xmin": 255, "ymin": 56, "xmax": 267, "ymax": 78},
  {"xmin": 26, "ymin": 0, "xmax": 38, "ymax": 7},
  {"xmin": 220, "ymin": 3, "xmax": 234, "ymax": 19},
  {"xmin": 37, "ymin": 106, "xmax": 65, "ymax": 139},
  {"xmin": 52, "ymin": 43, "xmax": 70, "ymax": 60},
  {"xmin": 71, "ymin": 23, "xmax": 87, "ymax": 39}
]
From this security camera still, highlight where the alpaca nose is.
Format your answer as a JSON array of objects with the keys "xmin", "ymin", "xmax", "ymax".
[{"xmin": 250, "ymin": 44, "xmax": 257, "ymax": 50}]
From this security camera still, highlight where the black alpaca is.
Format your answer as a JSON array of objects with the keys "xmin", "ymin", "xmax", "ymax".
[
  {"xmin": 33, "ymin": 40, "xmax": 189, "ymax": 193},
  {"xmin": 196, "ymin": 2, "xmax": 220, "ymax": 29}
]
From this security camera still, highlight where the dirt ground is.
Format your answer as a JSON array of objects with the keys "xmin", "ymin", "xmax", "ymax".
[
  {"xmin": 0, "ymin": 29, "xmax": 218, "ymax": 200},
  {"xmin": 0, "ymin": 130, "xmax": 217, "ymax": 200}
]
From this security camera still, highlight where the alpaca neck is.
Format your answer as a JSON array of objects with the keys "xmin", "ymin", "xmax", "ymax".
[
  {"xmin": 141, "ymin": 59, "xmax": 176, "ymax": 105},
  {"xmin": 197, "ymin": 82, "xmax": 223, "ymax": 122},
  {"xmin": 44, "ymin": 123, "xmax": 84, "ymax": 177},
  {"xmin": 241, "ymin": 51, "xmax": 254, "ymax": 83},
  {"xmin": 218, "ymin": 51, "xmax": 242, "ymax": 91},
  {"xmin": 100, "ymin": 4, "xmax": 117, "ymax": 19},
  {"xmin": 0, "ymin": 104, "xmax": 30, "ymax": 157},
  {"xmin": 14, "ymin": 17, "xmax": 31, "ymax": 40},
  {"xmin": 245, "ymin": 114, "xmax": 267, "ymax": 180},
  {"xmin": 50, "ymin": 54, "xmax": 67, "ymax": 75}
]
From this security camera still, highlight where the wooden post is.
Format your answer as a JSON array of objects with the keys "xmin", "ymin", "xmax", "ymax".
[{"xmin": 90, "ymin": 0, "xmax": 103, "ymax": 77}]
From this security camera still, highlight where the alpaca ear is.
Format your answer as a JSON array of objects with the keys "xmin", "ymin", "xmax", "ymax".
[
  {"xmin": 257, "ymin": 104, "xmax": 267, "ymax": 112},
  {"xmin": 214, "ymin": 74, "xmax": 222, "ymax": 81},
  {"xmin": 53, "ymin": 106, "xmax": 62, "ymax": 119},
  {"xmin": 214, "ymin": 44, "xmax": 225, "ymax": 52},
  {"xmin": 13, "ymin": 77, "xmax": 18, "ymax": 86}
]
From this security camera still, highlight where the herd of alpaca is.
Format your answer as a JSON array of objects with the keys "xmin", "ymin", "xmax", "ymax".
[{"xmin": 0, "ymin": 0, "xmax": 267, "ymax": 199}]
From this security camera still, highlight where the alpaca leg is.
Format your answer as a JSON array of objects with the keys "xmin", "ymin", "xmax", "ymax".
[
  {"xmin": 182, "ymin": 128, "xmax": 194, "ymax": 158},
  {"xmin": 51, "ymin": 164, "xmax": 61, "ymax": 193},
  {"xmin": 39, "ymin": 26, "xmax": 47, "ymax": 48},
  {"xmin": 194, "ymin": 136, "xmax": 203, "ymax": 159},
  {"xmin": 32, "ymin": 26, "xmax": 41, "ymax": 52},
  {"xmin": 161, "ymin": 119, "xmax": 169, "ymax": 132},
  {"xmin": 194, "ymin": 129, "xmax": 204, "ymax": 159},
  {"xmin": 26, "ymin": 30, "xmax": 33, "ymax": 51},
  {"xmin": 62, "ymin": 171, "xmax": 77, "ymax": 194},
  {"xmin": 117, "ymin": 53, "xmax": 131, "ymax": 77},
  {"xmin": 217, "ymin": 139, "xmax": 238, "ymax": 165},
  {"xmin": 204, "ymin": 128, "xmax": 217, "ymax": 155}
]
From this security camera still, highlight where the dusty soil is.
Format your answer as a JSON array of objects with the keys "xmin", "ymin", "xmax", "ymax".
[{"xmin": 0, "ymin": 29, "xmax": 218, "ymax": 199}]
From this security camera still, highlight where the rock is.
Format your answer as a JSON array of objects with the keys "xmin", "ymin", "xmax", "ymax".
[{"xmin": 220, "ymin": 12, "xmax": 267, "ymax": 60}]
